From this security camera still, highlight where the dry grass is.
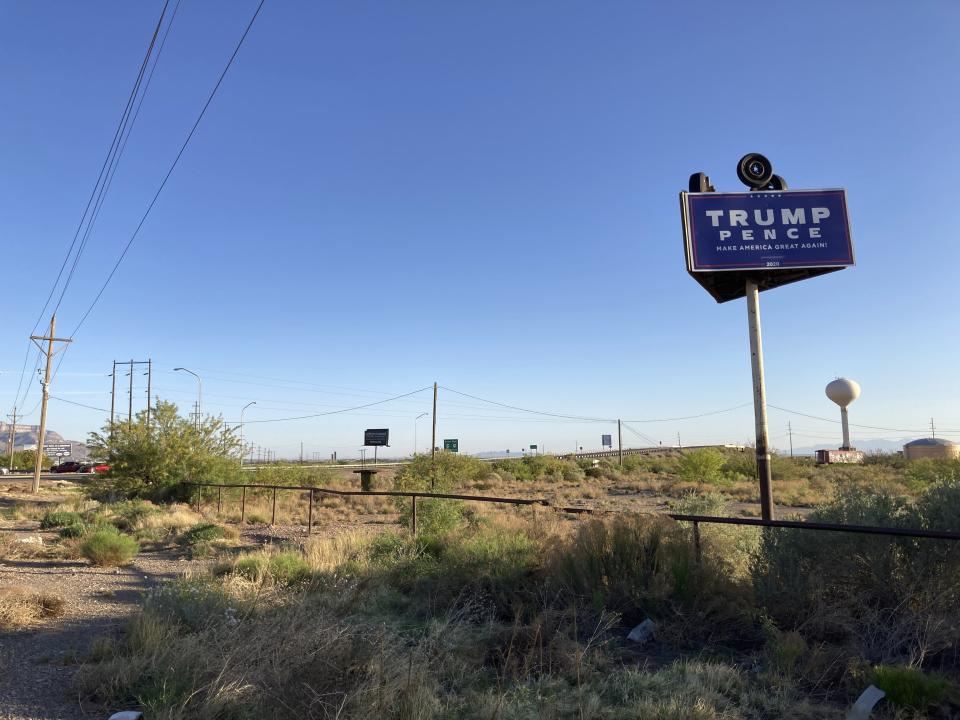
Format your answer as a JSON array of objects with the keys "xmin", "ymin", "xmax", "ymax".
[{"xmin": 0, "ymin": 586, "xmax": 66, "ymax": 629}]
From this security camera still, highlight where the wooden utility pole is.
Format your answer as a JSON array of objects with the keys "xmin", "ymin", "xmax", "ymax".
[
  {"xmin": 127, "ymin": 359, "xmax": 134, "ymax": 423},
  {"xmin": 30, "ymin": 315, "xmax": 72, "ymax": 494},
  {"xmin": 431, "ymin": 382, "xmax": 437, "ymax": 461},
  {"xmin": 788, "ymin": 422, "xmax": 794, "ymax": 458},
  {"xmin": 110, "ymin": 360, "xmax": 117, "ymax": 428},
  {"xmin": 146, "ymin": 359, "xmax": 152, "ymax": 425},
  {"xmin": 6, "ymin": 406, "xmax": 16, "ymax": 465},
  {"xmin": 618, "ymin": 419, "xmax": 623, "ymax": 467}
]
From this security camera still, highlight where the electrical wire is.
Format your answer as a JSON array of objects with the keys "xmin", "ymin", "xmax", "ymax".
[
  {"xmin": 69, "ymin": 0, "xmax": 267, "ymax": 338},
  {"xmin": 439, "ymin": 386, "xmax": 615, "ymax": 422},
  {"xmin": 241, "ymin": 386, "xmax": 433, "ymax": 424},
  {"xmin": 622, "ymin": 403, "xmax": 753, "ymax": 423},
  {"xmin": 54, "ymin": 0, "xmax": 182, "ymax": 317},
  {"xmin": 50, "ymin": 396, "xmax": 111, "ymax": 413},
  {"xmin": 767, "ymin": 404, "xmax": 933, "ymax": 434}
]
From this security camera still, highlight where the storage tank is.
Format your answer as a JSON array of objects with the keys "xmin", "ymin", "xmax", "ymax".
[{"xmin": 903, "ymin": 437, "xmax": 960, "ymax": 461}]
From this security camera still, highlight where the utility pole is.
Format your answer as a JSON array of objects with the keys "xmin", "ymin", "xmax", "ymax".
[
  {"xmin": 110, "ymin": 361, "xmax": 117, "ymax": 429},
  {"xmin": 6, "ymin": 406, "xmax": 16, "ymax": 465},
  {"xmin": 618, "ymin": 419, "xmax": 623, "ymax": 467},
  {"xmin": 30, "ymin": 315, "xmax": 72, "ymax": 494},
  {"xmin": 931, "ymin": 418, "xmax": 936, "ymax": 439},
  {"xmin": 431, "ymin": 382, "xmax": 437, "ymax": 461},
  {"xmin": 127, "ymin": 359, "xmax": 134, "ymax": 423},
  {"xmin": 146, "ymin": 359, "xmax": 152, "ymax": 426},
  {"xmin": 677, "ymin": 432, "xmax": 682, "ymax": 449},
  {"xmin": 300, "ymin": 441, "xmax": 304, "ymax": 464},
  {"xmin": 788, "ymin": 421, "xmax": 794, "ymax": 458}
]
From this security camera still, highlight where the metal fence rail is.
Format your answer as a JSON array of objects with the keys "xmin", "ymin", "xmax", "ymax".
[{"xmin": 186, "ymin": 482, "xmax": 960, "ymax": 543}]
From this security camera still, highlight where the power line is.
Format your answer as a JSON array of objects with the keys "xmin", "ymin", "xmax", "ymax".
[
  {"xmin": 766, "ymin": 404, "xmax": 933, "ymax": 434},
  {"xmin": 242, "ymin": 386, "xmax": 433, "ymax": 424},
  {"xmin": 622, "ymin": 403, "xmax": 753, "ymax": 423},
  {"xmin": 53, "ymin": 0, "xmax": 182, "ymax": 317},
  {"xmin": 439, "ymin": 386, "xmax": 615, "ymax": 422},
  {"xmin": 69, "ymin": 0, "xmax": 267, "ymax": 338},
  {"xmin": 50, "ymin": 396, "xmax": 111, "ymax": 413},
  {"xmin": 10, "ymin": 1, "xmax": 172, "ymax": 416}
]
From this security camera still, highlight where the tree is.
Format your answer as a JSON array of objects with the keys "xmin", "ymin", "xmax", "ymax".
[
  {"xmin": 1, "ymin": 450, "xmax": 52, "ymax": 470},
  {"xmin": 678, "ymin": 448, "xmax": 726, "ymax": 484},
  {"xmin": 86, "ymin": 400, "xmax": 241, "ymax": 500}
]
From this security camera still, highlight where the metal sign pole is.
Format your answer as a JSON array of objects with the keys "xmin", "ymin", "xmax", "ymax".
[{"xmin": 746, "ymin": 279, "xmax": 774, "ymax": 520}]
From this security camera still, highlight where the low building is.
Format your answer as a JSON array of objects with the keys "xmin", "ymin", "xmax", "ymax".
[{"xmin": 903, "ymin": 437, "xmax": 960, "ymax": 461}]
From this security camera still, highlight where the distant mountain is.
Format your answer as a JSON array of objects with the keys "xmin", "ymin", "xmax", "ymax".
[{"xmin": 0, "ymin": 424, "xmax": 89, "ymax": 459}]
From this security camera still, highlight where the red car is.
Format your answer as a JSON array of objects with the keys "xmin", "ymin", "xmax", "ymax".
[{"xmin": 93, "ymin": 463, "xmax": 110, "ymax": 473}]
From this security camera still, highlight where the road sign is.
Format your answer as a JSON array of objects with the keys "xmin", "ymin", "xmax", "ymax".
[
  {"xmin": 601, "ymin": 434, "xmax": 612, "ymax": 448},
  {"xmin": 43, "ymin": 443, "xmax": 71, "ymax": 456},
  {"xmin": 681, "ymin": 189, "xmax": 854, "ymax": 302},
  {"xmin": 529, "ymin": 444, "xmax": 537, "ymax": 450},
  {"xmin": 363, "ymin": 429, "xmax": 389, "ymax": 447},
  {"xmin": 443, "ymin": 439, "xmax": 458, "ymax": 452}
]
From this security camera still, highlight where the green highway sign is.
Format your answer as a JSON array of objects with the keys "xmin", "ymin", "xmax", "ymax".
[
  {"xmin": 443, "ymin": 439, "xmax": 458, "ymax": 452},
  {"xmin": 529, "ymin": 444, "xmax": 537, "ymax": 450}
]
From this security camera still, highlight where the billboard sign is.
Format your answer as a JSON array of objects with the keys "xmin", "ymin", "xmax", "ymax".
[
  {"xmin": 363, "ymin": 429, "xmax": 389, "ymax": 447},
  {"xmin": 601, "ymin": 434, "xmax": 612, "ymax": 448},
  {"xmin": 443, "ymin": 439, "xmax": 459, "ymax": 452},
  {"xmin": 43, "ymin": 443, "xmax": 71, "ymax": 456},
  {"xmin": 682, "ymin": 189, "xmax": 853, "ymax": 272}
]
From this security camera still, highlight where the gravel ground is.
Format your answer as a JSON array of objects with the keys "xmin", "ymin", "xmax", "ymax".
[
  {"xmin": 0, "ymin": 527, "xmax": 186, "ymax": 720},
  {"xmin": 0, "ymin": 514, "xmax": 398, "ymax": 720}
]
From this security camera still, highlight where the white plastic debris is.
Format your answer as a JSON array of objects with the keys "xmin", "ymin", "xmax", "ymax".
[
  {"xmin": 627, "ymin": 619, "xmax": 656, "ymax": 644},
  {"xmin": 15, "ymin": 535, "xmax": 43, "ymax": 545},
  {"xmin": 108, "ymin": 712, "xmax": 144, "ymax": 720},
  {"xmin": 846, "ymin": 685, "xmax": 885, "ymax": 720}
]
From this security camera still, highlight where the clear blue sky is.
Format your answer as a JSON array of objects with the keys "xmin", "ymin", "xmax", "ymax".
[{"xmin": 2, "ymin": 1, "xmax": 959, "ymax": 458}]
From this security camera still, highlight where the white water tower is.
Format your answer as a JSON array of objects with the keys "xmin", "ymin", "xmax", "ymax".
[{"xmin": 825, "ymin": 378, "xmax": 861, "ymax": 450}]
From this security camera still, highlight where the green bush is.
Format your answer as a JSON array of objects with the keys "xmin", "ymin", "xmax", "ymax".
[
  {"xmin": 678, "ymin": 448, "xmax": 726, "ymax": 484},
  {"xmin": 107, "ymin": 500, "xmax": 157, "ymax": 530},
  {"xmin": 873, "ymin": 665, "xmax": 951, "ymax": 710},
  {"xmin": 178, "ymin": 523, "xmax": 229, "ymax": 546},
  {"xmin": 58, "ymin": 523, "xmax": 88, "ymax": 539},
  {"xmin": 904, "ymin": 458, "xmax": 960, "ymax": 492},
  {"xmin": 232, "ymin": 551, "xmax": 313, "ymax": 585},
  {"xmin": 753, "ymin": 485, "xmax": 960, "ymax": 663},
  {"xmin": 81, "ymin": 528, "xmax": 139, "ymax": 566},
  {"xmin": 491, "ymin": 455, "xmax": 572, "ymax": 483},
  {"xmin": 39, "ymin": 510, "xmax": 83, "ymax": 529}
]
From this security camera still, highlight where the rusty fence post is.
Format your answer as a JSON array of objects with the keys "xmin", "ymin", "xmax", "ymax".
[
  {"xmin": 271, "ymin": 487, "xmax": 277, "ymax": 525},
  {"xmin": 217, "ymin": 486, "xmax": 222, "ymax": 515},
  {"xmin": 308, "ymin": 488, "xmax": 314, "ymax": 535},
  {"xmin": 692, "ymin": 521, "xmax": 702, "ymax": 564},
  {"xmin": 241, "ymin": 486, "xmax": 246, "ymax": 524},
  {"xmin": 411, "ymin": 495, "xmax": 417, "ymax": 536}
]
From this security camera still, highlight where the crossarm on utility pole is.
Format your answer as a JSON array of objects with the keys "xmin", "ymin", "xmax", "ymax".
[{"xmin": 29, "ymin": 315, "xmax": 72, "ymax": 494}]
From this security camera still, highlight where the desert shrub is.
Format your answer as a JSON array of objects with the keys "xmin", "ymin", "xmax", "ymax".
[
  {"xmin": 39, "ymin": 510, "xmax": 83, "ymax": 529},
  {"xmin": 678, "ymin": 448, "xmax": 727, "ymax": 485},
  {"xmin": 396, "ymin": 450, "xmax": 490, "ymax": 491},
  {"xmin": 105, "ymin": 499, "xmax": 158, "ymax": 530},
  {"xmin": 80, "ymin": 528, "xmax": 139, "ymax": 566},
  {"xmin": 552, "ymin": 514, "xmax": 752, "ymax": 645},
  {"xmin": 0, "ymin": 587, "xmax": 65, "ymax": 628},
  {"xmin": 872, "ymin": 665, "xmax": 952, "ymax": 711},
  {"xmin": 178, "ymin": 523, "xmax": 229, "ymax": 546},
  {"xmin": 671, "ymin": 491, "xmax": 727, "ymax": 516},
  {"xmin": 58, "ymin": 523, "xmax": 87, "ymax": 539},
  {"xmin": 754, "ymin": 485, "xmax": 960, "ymax": 665},
  {"xmin": 143, "ymin": 578, "xmax": 235, "ymax": 632},
  {"xmin": 904, "ymin": 458, "xmax": 960, "ymax": 491},
  {"xmin": 231, "ymin": 551, "xmax": 314, "ymax": 586},
  {"xmin": 491, "ymin": 454, "xmax": 572, "ymax": 483}
]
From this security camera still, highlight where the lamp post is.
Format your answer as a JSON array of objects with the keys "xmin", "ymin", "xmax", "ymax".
[
  {"xmin": 414, "ymin": 412, "xmax": 428, "ymax": 455},
  {"xmin": 239, "ymin": 400, "xmax": 256, "ymax": 467},
  {"xmin": 173, "ymin": 367, "xmax": 202, "ymax": 429}
]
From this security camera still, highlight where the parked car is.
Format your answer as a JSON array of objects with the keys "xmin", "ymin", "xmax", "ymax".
[
  {"xmin": 50, "ymin": 461, "xmax": 83, "ymax": 473},
  {"xmin": 0, "ymin": 467, "xmax": 9, "ymax": 475},
  {"xmin": 93, "ymin": 463, "xmax": 110, "ymax": 473},
  {"xmin": 77, "ymin": 464, "xmax": 96, "ymax": 474}
]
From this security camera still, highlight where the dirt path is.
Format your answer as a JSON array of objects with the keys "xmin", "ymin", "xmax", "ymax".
[{"xmin": 0, "ymin": 531, "xmax": 188, "ymax": 720}]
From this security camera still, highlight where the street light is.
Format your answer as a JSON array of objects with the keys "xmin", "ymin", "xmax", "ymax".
[
  {"xmin": 173, "ymin": 367, "xmax": 202, "ymax": 429},
  {"xmin": 239, "ymin": 401, "xmax": 256, "ymax": 467},
  {"xmin": 414, "ymin": 412, "xmax": 428, "ymax": 455}
]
